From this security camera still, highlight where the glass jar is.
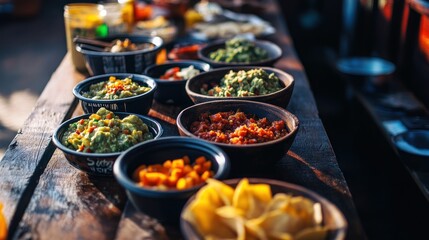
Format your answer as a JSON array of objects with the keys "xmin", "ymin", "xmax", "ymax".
[
  {"xmin": 64, "ymin": 3, "xmax": 105, "ymax": 73},
  {"xmin": 64, "ymin": 2, "xmax": 134, "ymax": 73}
]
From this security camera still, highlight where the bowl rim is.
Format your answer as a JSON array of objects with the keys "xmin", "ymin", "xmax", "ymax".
[
  {"xmin": 113, "ymin": 136, "xmax": 231, "ymax": 197},
  {"xmin": 144, "ymin": 60, "xmax": 211, "ymax": 83},
  {"xmin": 176, "ymin": 99, "xmax": 299, "ymax": 148},
  {"xmin": 75, "ymin": 35, "xmax": 163, "ymax": 56},
  {"xmin": 52, "ymin": 112, "xmax": 163, "ymax": 157},
  {"xmin": 393, "ymin": 129, "xmax": 429, "ymax": 157},
  {"xmin": 197, "ymin": 39, "xmax": 283, "ymax": 66},
  {"xmin": 73, "ymin": 73, "xmax": 157, "ymax": 103},
  {"xmin": 185, "ymin": 66, "xmax": 294, "ymax": 100},
  {"xmin": 180, "ymin": 177, "xmax": 348, "ymax": 238}
]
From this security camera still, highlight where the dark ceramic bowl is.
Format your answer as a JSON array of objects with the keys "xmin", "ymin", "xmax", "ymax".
[
  {"xmin": 145, "ymin": 60, "xmax": 210, "ymax": 104},
  {"xmin": 181, "ymin": 178, "xmax": 347, "ymax": 240},
  {"xmin": 73, "ymin": 73, "xmax": 157, "ymax": 115},
  {"xmin": 176, "ymin": 100, "xmax": 299, "ymax": 171},
  {"xmin": 52, "ymin": 112, "xmax": 163, "ymax": 176},
  {"xmin": 113, "ymin": 136, "xmax": 230, "ymax": 223},
  {"xmin": 186, "ymin": 66, "xmax": 294, "ymax": 108},
  {"xmin": 393, "ymin": 129, "xmax": 429, "ymax": 170},
  {"xmin": 198, "ymin": 39, "xmax": 282, "ymax": 68},
  {"xmin": 76, "ymin": 35, "xmax": 163, "ymax": 76}
]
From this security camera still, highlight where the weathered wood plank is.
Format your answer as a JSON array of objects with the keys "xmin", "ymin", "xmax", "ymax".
[
  {"xmin": 0, "ymin": 54, "xmax": 84, "ymax": 235},
  {"xmin": 14, "ymin": 149, "xmax": 125, "ymax": 240}
]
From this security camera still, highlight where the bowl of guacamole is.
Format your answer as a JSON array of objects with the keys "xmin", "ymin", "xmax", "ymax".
[
  {"xmin": 53, "ymin": 108, "xmax": 163, "ymax": 176},
  {"xmin": 186, "ymin": 67, "xmax": 294, "ymax": 108},
  {"xmin": 198, "ymin": 38, "xmax": 282, "ymax": 68},
  {"xmin": 73, "ymin": 73, "xmax": 157, "ymax": 115}
]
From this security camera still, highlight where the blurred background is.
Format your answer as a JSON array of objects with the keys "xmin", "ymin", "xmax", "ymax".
[{"xmin": 1, "ymin": 0, "xmax": 429, "ymax": 239}]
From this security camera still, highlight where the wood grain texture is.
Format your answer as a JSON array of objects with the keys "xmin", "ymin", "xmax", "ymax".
[{"xmin": 0, "ymin": 54, "xmax": 84, "ymax": 234}]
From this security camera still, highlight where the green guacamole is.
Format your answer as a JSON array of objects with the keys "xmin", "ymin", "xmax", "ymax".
[
  {"xmin": 201, "ymin": 68, "xmax": 282, "ymax": 97},
  {"xmin": 83, "ymin": 76, "xmax": 151, "ymax": 100},
  {"xmin": 62, "ymin": 108, "xmax": 153, "ymax": 153},
  {"xmin": 209, "ymin": 38, "xmax": 268, "ymax": 63}
]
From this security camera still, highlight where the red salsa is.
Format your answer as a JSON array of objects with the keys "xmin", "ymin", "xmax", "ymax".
[{"xmin": 189, "ymin": 110, "xmax": 289, "ymax": 144}]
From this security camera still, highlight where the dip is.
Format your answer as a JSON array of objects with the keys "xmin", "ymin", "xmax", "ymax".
[
  {"xmin": 209, "ymin": 38, "xmax": 268, "ymax": 63},
  {"xmin": 190, "ymin": 110, "xmax": 288, "ymax": 144},
  {"xmin": 201, "ymin": 68, "xmax": 282, "ymax": 97},
  {"xmin": 82, "ymin": 76, "xmax": 151, "ymax": 100},
  {"xmin": 62, "ymin": 108, "xmax": 153, "ymax": 153}
]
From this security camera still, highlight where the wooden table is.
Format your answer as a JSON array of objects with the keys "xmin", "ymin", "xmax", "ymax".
[{"xmin": 0, "ymin": 1, "xmax": 366, "ymax": 239}]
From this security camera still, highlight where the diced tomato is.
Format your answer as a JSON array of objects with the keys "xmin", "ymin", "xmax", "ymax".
[
  {"xmin": 88, "ymin": 126, "xmax": 96, "ymax": 133},
  {"xmin": 160, "ymin": 67, "xmax": 182, "ymax": 80}
]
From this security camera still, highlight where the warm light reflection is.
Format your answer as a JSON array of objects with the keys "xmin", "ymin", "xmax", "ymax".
[
  {"xmin": 288, "ymin": 151, "xmax": 351, "ymax": 197},
  {"xmin": 148, "ymin": 109, "xmax": 176, "ymax": 125},
  {"xmin": 0, "ymin": 90, "xmax": 37, "ymax": 131},
  {"xmin": 419, "ymin": 15, "xmax": 429, "ymax": 61},
  {"xmin": 380, "ymin": 0, "xmax": 393, "ymax": 21}
]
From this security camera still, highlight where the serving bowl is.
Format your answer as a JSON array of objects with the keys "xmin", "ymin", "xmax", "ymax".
[
  {"xmin": 113, "ymin": 136, "xmax": 230, "ymax": 223},
  {"xmin": 73, "ymin": 73, "xmax": 157, "ymax": 115},
  {"xmin": 75, "ymin": 35, "xmax": 163, "ymax": 75},
  {"xmin": 186, "ymin": 66, "xmax": 294, "ymax": 108},
  {"xmin": 176, "ymin": 100, "xmax": 299, "ymax": 171},
  {"xmin": 393, "ymin": 129, "xmax": 429, "ymax": 170},
  {"xmin": 198, "ymin": 39, "xmax": 282, "ymax": 68},
  {"xmin": 181, "ymin": 178, "xmax": 347, "ymax": 240},
  {"xmin": 145, "ymin": 60, "xmax": 210, "ymax": 104},
  {"xmin": 53, "ymin": 112, "xmax": 163, "ymax": 176}
]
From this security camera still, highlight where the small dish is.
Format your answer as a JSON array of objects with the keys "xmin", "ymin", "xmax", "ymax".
[
  {"xmin": 393, "ymin": 129, "xmax": 429, "ymax": 170},
  {"xmin": 113, "ymin": 136, "xmax": 230, "ymax": 223},
  {"xmin": 181, "ymin": 178, "xmax": 347, "ymax": 240},
  {"xmin": 145, "ymin": 60, "xmax": 210, "ymax": 104},
  {"xmin": 53, "ymin": 112, "xmax": 163, "ymax": 176},
  {"xmin": 73, "ymin": 73, "xmax": 156, "ymax": 115},
  {"xmin": 75, "ymin": 35, "xmax": 163, "ymax": 75},
  {"xmin": 176, "ymin": 100, "xmax": 299, "ymax": 172},
  {"xmin": 186, "ymin": 66, "xmax": 294, "ymax": 108},
  {"xmin": 198, "ymin": 39, "xmax": 282, "ymax": 68}
]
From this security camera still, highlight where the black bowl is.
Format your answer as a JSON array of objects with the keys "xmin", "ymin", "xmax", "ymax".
[
  {"xmin": 181, "ymin": 178, "xmax": 347, "ymax": 240},
  {"xmin": 393, "ymin": 129, "xmax": 429, "ymax": 170},
  {"xmin": 53, "ymin": 112, "xmax": 163, "ymax": 176},
  {"xmin": 145, "ymin": 60, "xmax": 210, "ymax": 104},
  {"xmin": 198, "ymin": 39, "xmax": 282, "ymax": 68},
  {"xmin": 113, "ymin": 136, "xmax": 230, "ymax": 223},
  {"xmin": 186, "ymin": 66, "xmax": 294, "ymax": 108},
  {"xmin": 76, "ymin": 35, "xmax": 163, "ymax": 76},
  {"xmin": 176, "ymin": 100, "xmax": 299, "ymax": 172},
  {"xmin": 73, "ymin": 73, "xmax": 157, "ymax": 115}
]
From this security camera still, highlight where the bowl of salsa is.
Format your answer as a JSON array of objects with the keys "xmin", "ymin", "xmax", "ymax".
[
  {"xmin": 73, "ymin": 73, "xmax": 157, "ymax": 115},
  {"xmin": 145, "ymin": 60, "xmax": 210, "ymax": 104},
  {"xmin": 186, "ymin": 67, "xmax": 294, "ymax": 108},
  {"xmin": 176, "ymin": 100, "xmax": 299, "ymax": 173},
  {"xmin": 53, "ymin": 108, "xmax": 163, "ymax": 176},
  {"xmin": 198, "ymin": 38, "xmax": 282, "ymax": 68}
]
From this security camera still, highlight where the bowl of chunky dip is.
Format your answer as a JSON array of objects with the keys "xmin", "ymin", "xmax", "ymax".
[
  {"xmin": 176, "ymin": 100, "xmax": 299, "ymax": 173},
  {"xmin": 145, "ymin": 60, "xmax": 210, "ymax": 104},
  {"xmin": 53, "ymin": 108, "xmax": 163, "ymax": 176},
  {"xmin": 75, "ymin": 35, "xmax": 163, "ymax": 75},
  {"xmin": 113, "ymin": 136, "xmax": 230, "ymax": 223},
  {"xmin": 186, "ymin": 67, "xmax": 294, "ymax": 108},
  {"xmin": 198, "ymin": 38, "xmax": 282, "ymax": 68},
  {"xmin": 73, "ymin": 73, "xmax": 157, "ymax": 115}
]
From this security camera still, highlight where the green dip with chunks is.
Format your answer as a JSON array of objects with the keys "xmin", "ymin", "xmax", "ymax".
[
  {"xmin": 82, "ymin": 76, "xmax": 151, "ymax": 100},
  {"xmin": 62, "ymin": 108, "xmax": 153, "ymax": 153},
  {"xmin": 201, "ymin": 68, "xmax": 282, "ymax": 97},
  {"xmin": 209, "ymin": 38, "xmax": 268, "ymax": 63}
]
